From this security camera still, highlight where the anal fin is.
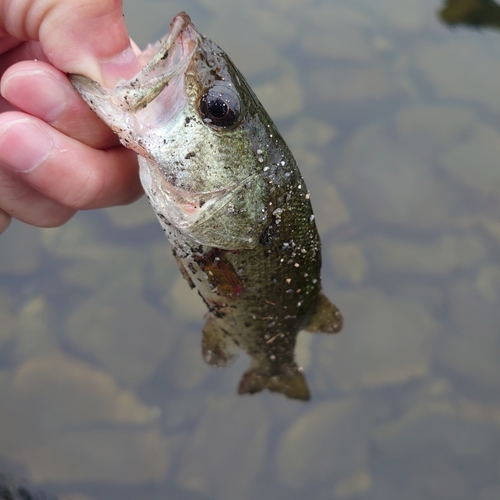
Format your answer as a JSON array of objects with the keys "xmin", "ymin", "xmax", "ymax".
[
  {"xmin": 305, "ymin": 291, "xmax": 343, "ymax": 333},
  {"xmin": 202, "ymin": 316, "xmax": 238, "ymax": 367},
  {"xmin": 238, "ymin": 361, "xmax": 310, "ymax": 401}
]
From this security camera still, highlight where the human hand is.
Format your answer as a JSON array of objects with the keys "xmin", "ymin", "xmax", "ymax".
[{"xmin": 0, "ymin": 0, "xmax": 144, "ymax": 235}]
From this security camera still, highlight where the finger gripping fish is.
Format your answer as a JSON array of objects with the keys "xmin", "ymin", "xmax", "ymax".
[{"xmin": 71, "ymin": 12, "xmax": 342, "ymax": 400}]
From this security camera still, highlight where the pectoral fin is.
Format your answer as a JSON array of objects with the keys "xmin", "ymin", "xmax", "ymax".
[
  {"xmin": 305, "ymin": 291, "xmax": 343, "ymax": 333},
  {"xmin": 202, "ymin": 316, "xmax": 238, "ymax": 366},
  {"xmin": 238, "ymin": 361, "xmax": 310, "ymax": 401}
]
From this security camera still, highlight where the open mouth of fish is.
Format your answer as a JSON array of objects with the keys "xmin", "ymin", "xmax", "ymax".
[{"xmin": 115, "ymin": 12, "xmax": 197, "ymax": 114}]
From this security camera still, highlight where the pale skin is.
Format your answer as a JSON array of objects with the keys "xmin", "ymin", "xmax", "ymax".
[{"xmin": 0, "ymin": 0, "xmax": 144, "ymax": 235}]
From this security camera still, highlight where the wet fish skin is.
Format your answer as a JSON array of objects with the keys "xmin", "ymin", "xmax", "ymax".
[{"xmin": 71, "ymin": 12, "xmax": 342, "ymax": 400}]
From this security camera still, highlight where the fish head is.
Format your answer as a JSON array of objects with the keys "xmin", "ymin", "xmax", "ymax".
[{"xmin": 71, "ymin": 12, "xmax": 272, "ymax": 249}]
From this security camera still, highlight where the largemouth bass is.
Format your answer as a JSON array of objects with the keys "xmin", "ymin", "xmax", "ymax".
[{"xmin": 71, "ymin": 12, "xmax": 342, "ymax": 400}]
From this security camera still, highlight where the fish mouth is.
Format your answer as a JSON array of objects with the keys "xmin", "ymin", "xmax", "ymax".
[{"xmin": 113, "ymin": 12, "xmax": 198, "ymax": 113}]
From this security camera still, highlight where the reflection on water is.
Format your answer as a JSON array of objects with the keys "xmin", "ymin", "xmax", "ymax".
[
  {"xmin": 440, "ymin": 0, "xmax": 500, "ymax": 29},
  {"xmin": 2, "ymin": 0, "xmax": 500, "ymax": 498}
]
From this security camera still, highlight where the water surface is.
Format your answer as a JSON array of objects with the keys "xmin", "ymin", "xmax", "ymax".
[{"xmin": 2, "ymin": 0, "xmax": 500, "ymax": 499}]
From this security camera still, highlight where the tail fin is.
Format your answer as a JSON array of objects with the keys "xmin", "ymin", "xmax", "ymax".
[{"xmin": 238, "ymin": 361, "xmax": 310, "ymax": 401}]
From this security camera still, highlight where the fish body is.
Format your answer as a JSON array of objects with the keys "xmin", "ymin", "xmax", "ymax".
[{"xmin": 71, "ymin": 12, "xmax": 342, "ymax": 400}]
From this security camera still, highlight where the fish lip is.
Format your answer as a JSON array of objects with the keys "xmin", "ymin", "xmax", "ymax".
[
  {"xmin": 113, "ymin": 12, "xmax": 199, "ymax": 113},
  {"xmin": 138, "ymin": 12, "xmax": 194, "ymax": 72}
]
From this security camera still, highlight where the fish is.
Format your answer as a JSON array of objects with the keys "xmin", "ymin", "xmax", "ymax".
[{"xmin": 70, "ymin": 12, "xmax": 342, "ymax": 400}]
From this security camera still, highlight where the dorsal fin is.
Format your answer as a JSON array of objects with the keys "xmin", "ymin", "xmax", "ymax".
[{"xmin": 305, "ymin": 291, "xmax": 343, "ymax": 333}]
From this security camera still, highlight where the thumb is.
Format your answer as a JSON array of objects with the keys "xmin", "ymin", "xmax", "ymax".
[{"xmin": 2, "ymin": 0, "xmax": 141, "ymax": 85}]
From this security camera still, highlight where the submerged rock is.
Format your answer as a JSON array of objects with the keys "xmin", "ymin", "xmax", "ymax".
[
  {"xmin": 329, "ymin": 242, "xmax": 369, "ymax": 285},
  {"xmin": 417, "ymin": 40, "xmax": 500, "ymax": 115},
  {"xmin": 65, "ymin": 273, "xmax": 176, "ymax": 387},
  {"xmin": 284, "ymin": 117, "xmax": 337, "ymax": 150},
  {"xmin": 367, "ymin": 233, "xmax": 486, "ymax": 275},
  {"xmin": 375, "ymin": 379, "xmax": 500, "ymax": 463},
  {"xmin": 335, "ymin": 124, "xmax": 457, "ymax": 230},
  {"xmin": 334, "ymin": 470, "xmax": 373, "ymax": 499},
  {"xmin": 306, "ymin": 178, "xmax": 351, "ymax": 234},
  {"xmin": 395, "ymin": 105, "xmax": 476, "ymax": 160},
  {"xmin": 0, "ymin": 220, "xmax": 40, "ymax": 275},
  {"xmin": 438, "ymin": 275, "xmax": 500, "ymax": 392},
  {"xmin": 355, "ymin": 0, "xmax": 426, "ymax": 31},
  {"xmin": 176, "ymin": 396, "xmax": 269, "ymax": 500},
  {"xmin": 103, "ymin": 195, "xmax": 156, "ymax": 228},
  {"xmin": 0, "ymin": 291, "xmax": 16, "ymax": 350},
  {"xmin": 317, "ymin": 288, "xmax": 438, "ymax": 390},
  {"xmin": 276, "ymin": 397, "xmax": 368, "ymax": 489},
  {"xmin": 10, "ymin": 296, "xmax": 56, "ymax": 363},
  {"xmin": 170, "ymin": 330, "xmax": 212, "ymax": 392},
  {"xmin": 253, "ymin": 61, "xmax": 304, "ymax": 119},
  {"xmin": 440, "ymin": 123, "xmax": 500, "ymax": 198},
  {"xmin": 310, "ymin": 66, "xmax": 402, "ymax": 104},
  {"xmin": 300, "ymin": 24, "xmax": 372, "ymax": 63},
  {"xmin": 0, "ymin": 350, "xmax": 170, "ymax": 483}
]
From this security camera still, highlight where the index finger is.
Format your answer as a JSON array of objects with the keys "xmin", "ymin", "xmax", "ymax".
[{"xmin": 1, "ymin": 0, "xmax": 142, "ymax": 85}]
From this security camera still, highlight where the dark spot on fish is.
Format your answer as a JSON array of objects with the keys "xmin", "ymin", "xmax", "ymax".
[
  {"xmin": 157, "ymin": 213, "xmax": 171, "ymax": 226},
  {"xmin": 259, "ymin": 222, "xmax": 280, "ymax": 247},
  {"xmin": 199, "ymin": 199, "xmax": 206, "ymax": 207},
  {"xmin": 185, "ymin": 116, "xmax": 191, "ymax": 125},
  {"xmin": 160, "ymin": 49, "xmax": 169, "ymax": 60},
  {"xmin": 212, "ymin": 306, "xmax": 226, "ymax": 319},
  {"xmin": 185, "ymin": 151, "xmax": 196, "ymax": 159},
  {"xmin": 191, "ymin": 245, "xmax": 204, "ymax": 254}
]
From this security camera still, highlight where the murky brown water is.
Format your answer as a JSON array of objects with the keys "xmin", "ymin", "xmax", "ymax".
[{"xmin": 2, "ymin": 0, "xmax": 500, "ymax": 499}]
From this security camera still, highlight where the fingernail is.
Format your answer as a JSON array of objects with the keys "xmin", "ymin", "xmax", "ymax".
[
  {"xmin": 1, "ymin": 69, "xmax": 69, "ymax": 123},
  {"xmin": 0, "ymin": 119, "xmax": 53, "ymax": 173},
  {"xmin": 100, "ymin": 46, "xmax": 141, "ymax": 87}
]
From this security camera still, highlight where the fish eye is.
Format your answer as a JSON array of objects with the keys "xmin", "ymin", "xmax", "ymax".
[{"xmin": 199, "ymin": 83, "xmax": 241, "ymax": 128}]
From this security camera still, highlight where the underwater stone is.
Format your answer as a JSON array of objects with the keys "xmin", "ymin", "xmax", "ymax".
[
  {"xmin": 440, "ymin": 123, "xmax": 500, "ymax": 198},
  {"xmin": 66, "ymin": 275, "xmax": 176, "ymax": 387},
  {"xmin": 276, "ymin": 397, "xmax": 368, "ymax": 488},
  {"xmin": 317, "ymin": 288, "xmax": 438, "ymax": 390},
  {"xmin": 1, "ymin": 350, "xmax": 169, "ymax": 483},
  {"xmin": 335, "ymin": 123, "xmax": 456, "ymax": 230},
  {"xmin": 176, "ymin": 396, "xmax": 269, "ymax": 500}
]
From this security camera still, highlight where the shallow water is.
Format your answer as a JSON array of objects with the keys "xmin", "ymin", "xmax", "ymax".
[{"xmin": 2, "ymin": 0, "xmax": 500, "ymax": 499}]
